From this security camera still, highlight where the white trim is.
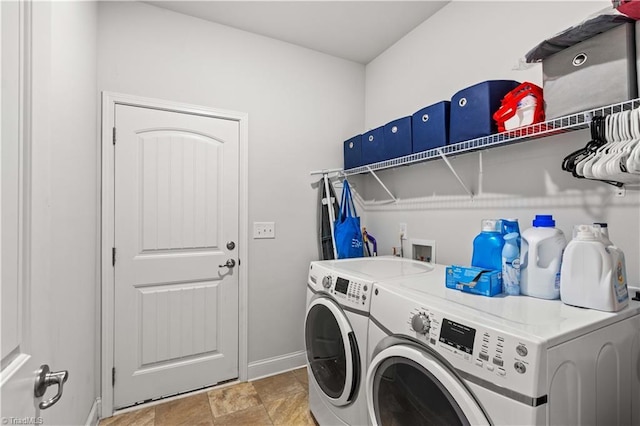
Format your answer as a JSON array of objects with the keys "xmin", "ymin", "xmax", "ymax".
[
  {"xmin": 84, "ymin": 398, "xmax": 100, "ymax": 426},
  {"xmin": 247, "ymin": 350, "xmax": 307, "ymax": 381},
  {"xmin": 100, "ymin": 92, "xmax": 249, "ymax": 416}
]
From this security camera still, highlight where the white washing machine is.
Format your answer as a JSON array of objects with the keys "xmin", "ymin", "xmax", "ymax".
[
  {"xmin": 305, "ymin": 257, "xmax": 435, "ymax": 426},
  {"xmin": 366, "ymin": 264, "xmax": 640, "ymax": 426}
]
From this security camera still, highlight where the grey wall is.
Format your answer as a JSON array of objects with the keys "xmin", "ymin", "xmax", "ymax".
[
  {"xmin": 30, "ymin": 1, "xmax": 99, "ymax": 423},
  {"xmin": 97, "ymin": 1, "xmax": 365, "ymax": 367},
  {"xmin": 357, "ymin": 1, "xmax": 640, "ymax": 285}
]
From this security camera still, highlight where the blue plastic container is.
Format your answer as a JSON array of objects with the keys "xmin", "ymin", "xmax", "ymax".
[
  {"xmin": 471, "ymin": 219, "xmax": 505, "ymax": 271},
  {"xmin": 343, "ymin": 134, "xmax": 362, "ymax": 170},
  {"xmin": 383, "ymin": 117, "xmax": 412, "ymax": 160},
  {"xmin": 412, "ymin": 101, "xmax": 450, "ymax": 152},
  {"xmin": 450, "ymin": 80, "xmax": 520, "ymax": 144},
  {"xmin": 361, "ymin": 126, "xmax": 386, "ymax": 165}
]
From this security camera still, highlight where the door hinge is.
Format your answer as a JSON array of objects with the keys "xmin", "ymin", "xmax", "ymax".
[
  {"xmin": 238, "ymin": 259, "xmax": 241, "ymax": 266},
  {"xmin": 112, "ymin": 367, "xmax": 115, "ymax": 386},
  {"xmin": 112, "ymin": 247, "xmax": 116, "ymax": 267},
  {"xmin": 112, "ymin": 127, "xmax": 116, "ymax": 145}
]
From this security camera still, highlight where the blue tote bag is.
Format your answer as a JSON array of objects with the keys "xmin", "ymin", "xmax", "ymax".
[{"xmin": 334, "ymin": 179, "xmax": 363, "ymax": 259}]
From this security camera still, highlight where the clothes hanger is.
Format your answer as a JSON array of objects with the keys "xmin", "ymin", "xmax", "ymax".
[
  {"xmin": 561, "ymin": 115, "xmax": 624, "ymax": 186},
  {"xmin": 593, "ymin": 112, "xmax": 625, "ymax": 180},
  {"xmin": 562, "ymin": 116, "xmax": 603, "ymax": 176}
]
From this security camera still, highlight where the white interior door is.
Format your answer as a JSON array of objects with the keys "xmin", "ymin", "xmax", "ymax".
[
  {"xmin": 113, "ymin": 104, "xmax": 240, "ymax": 408},
  {"xmin": 1, "ymin": 1, "xmax": 68, "ymax": 420}
]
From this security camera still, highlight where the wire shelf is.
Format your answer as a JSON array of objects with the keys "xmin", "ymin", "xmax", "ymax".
[{"xmin": 343, "ymin": 98, "xmax": 640, "ymax": 176}]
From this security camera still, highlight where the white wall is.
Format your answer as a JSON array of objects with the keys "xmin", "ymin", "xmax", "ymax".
[
  {"xmin": 97, "ymin": 1, "xmax": 365, "ymax": 367},
  {"xmin": 30, "ymin": 1, "xmax": 99, "ymax": 423},
  {"xmin": 359, "ymin": 1, "xmax": 640, "ymax": 285}
]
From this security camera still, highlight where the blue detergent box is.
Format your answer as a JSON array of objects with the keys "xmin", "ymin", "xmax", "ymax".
[
  {"xmin": 361, "ymin": 126, "xmax": 386, "ymax": 165},
  {"xmin": 343, "ymin": 134, "xmax": 362, "ymax": 170},
  {"xmin": 383, "ymin": 117, "xmax": 412, "ymax": 159},
  {"xmin": 412, "ymin": 101, "xmax": 450, "ymax": 152},
  {"xmin": 449, "ymin": 80, "xmax": 520, "ymax": 144},
  {"xmin": 446, "ymin": 265, "xmax": 503, "ymax": 297}
]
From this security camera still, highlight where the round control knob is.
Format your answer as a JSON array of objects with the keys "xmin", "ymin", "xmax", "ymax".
[
  {"xmin": 411, "ymin": 313, "xmax": 431, "ymax": 334},
  {"xmin": 322, "ymin": 276, "xmax": 332, "ymax": 289},
  {"xmin": 362, "ymin": 294, "xmax": 367, "ymax": 301},
  {"xmin": 514, "ymin": 361, "xmax": 527, "ymax": 374},
  {"xmin": 363, "ymin": 285, "xmax": 368, "ymax": 292},
  {"xmin": 516, "ymin": 344, "xmax": 528, "ymax": 357}
]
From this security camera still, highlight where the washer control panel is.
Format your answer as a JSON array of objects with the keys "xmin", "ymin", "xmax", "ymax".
[{"xmin": 406, "ymin": 305, "xmax": 539, "ymax": 393}]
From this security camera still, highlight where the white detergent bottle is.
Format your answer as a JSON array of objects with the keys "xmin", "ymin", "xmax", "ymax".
[
  {"xmin": 520, "ymin": 214, "xmax": 566, "ymax": 299},
  {"xmin": 560, "ymin": 225, "xmax": 628, "ymax": 312},
  {"xmin": 594, "ymin": 223, "xmax": 629, "ymax": 310}
]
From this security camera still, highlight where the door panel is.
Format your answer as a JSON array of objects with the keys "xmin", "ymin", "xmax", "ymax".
[
  {"xmin": 114, "ymin": 104, "xmax": 239, "ymax": 408},
  {"xmin": 139, "ymin": 132, "xmax": 222, "ymax": 251}
]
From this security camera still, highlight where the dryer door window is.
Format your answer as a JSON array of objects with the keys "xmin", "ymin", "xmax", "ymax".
[
  {"xmin": 367, "ymin": 345, "xmax": 489, "ymax": 426},
  {"xmin": 305, "ymin": 297, "xmax": 359, "ymax": 406}
]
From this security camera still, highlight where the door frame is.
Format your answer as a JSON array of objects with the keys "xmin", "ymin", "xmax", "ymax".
[{"xmin": 100, "ymin": 92, "xmax": 249, "ymax": 416}]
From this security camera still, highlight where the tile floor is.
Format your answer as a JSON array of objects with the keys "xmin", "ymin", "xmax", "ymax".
[{"xmin": 100, "ymin": 367, "xmax": 316, "ymax": 426}]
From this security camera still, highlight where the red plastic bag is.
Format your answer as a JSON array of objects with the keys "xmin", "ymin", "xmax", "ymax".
[
  {"xmin": 617, "ymin": 1, "xmax": 640, "ymax": 20},
  {"xmin": 493, "ymin": 82, "xmax": 545, "ymax": 132}
]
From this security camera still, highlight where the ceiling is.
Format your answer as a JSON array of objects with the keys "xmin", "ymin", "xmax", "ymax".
[{"xmin": 146, "ymin": 1, "xmax": 449, "ymax": 64}]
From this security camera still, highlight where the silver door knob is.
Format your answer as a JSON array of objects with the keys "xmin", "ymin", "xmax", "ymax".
[
  {"xmin": 219, "ymin": 259, "xmax": 236, "ymax": 268},
  {"xmin": 34, "ymin": 364, "xmax": 69, "ymax": 410}
]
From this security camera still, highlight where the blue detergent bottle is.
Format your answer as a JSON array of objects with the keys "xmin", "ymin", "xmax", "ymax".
[{"xmin": 471, "ymin": 219, "xmax": 504, "ymax": 271}]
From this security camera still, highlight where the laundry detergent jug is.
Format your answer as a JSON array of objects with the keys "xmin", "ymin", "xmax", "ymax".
[
  {"xmin": 560, "ymin": 225, "xmax": 628, "ymax": 312},
  {"xmin": 471, "ymin": 219, "xmax": 504, "ymax": 271},
  {"xmin": 520, "ymin": 215, "xmax": 566, "ymax": 299}
]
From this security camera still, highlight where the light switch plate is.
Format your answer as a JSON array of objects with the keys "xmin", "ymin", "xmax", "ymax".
[{"xmin": 254, "ymin": 222, "xmax": 275, "ymax": 239}]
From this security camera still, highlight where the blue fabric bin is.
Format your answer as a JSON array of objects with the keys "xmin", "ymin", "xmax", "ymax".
[
  {"xmin": 361, "ymin": 126, "xmax": 386, "ymax": 165},
  {"xmin": 412, "ymin": 101, "xmax": 450, "ymax": 152},
  {"xmin": 383, "ymin": 117, "xmax": 412, "ymax": 160},
  {"xmin": 343, "ymin": 134, "xmax": 362, "ymax": 170},
  {"xmin": 449, "ymin": 80, "xmax": 520, "ymax": 144}
]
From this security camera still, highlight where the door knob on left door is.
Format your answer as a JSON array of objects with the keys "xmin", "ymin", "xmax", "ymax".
[
  {"xmin": 34, "ymin": 364, "xmax": 69, "ymax": 409},
  {"xmin": 219, "ymin": 259, "xmax": 236, "ymax": 268}
]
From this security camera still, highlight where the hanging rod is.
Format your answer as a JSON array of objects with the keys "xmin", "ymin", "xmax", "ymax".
[{"xmin": 310, "ymin": 168, "xmax": 343, "ymax": 176}]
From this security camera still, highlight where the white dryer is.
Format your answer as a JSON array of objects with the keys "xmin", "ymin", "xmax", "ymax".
[
  {"xmin": 366, "ymin": 264, "xmax": 640, "ymax": 426},
  {"xmin": 305, "ymin": 257, "xmax": 434, "ymax": 426}
]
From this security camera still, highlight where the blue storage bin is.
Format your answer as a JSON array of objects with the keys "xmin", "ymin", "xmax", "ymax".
[
  {"xmin": 383, "ymin": 117, "xmax": 412, "ymax": 160},
  {"xmin": 361, "ymin": 126, "xmax": 386, "ymax": 165},
  {"xmin": 343, "ymin": 134, "xmax": 362, "ymax": 170},
  {"xmin": 449, "ymin": 80, "xmax": 520, "ymax": 144},
  {"xmin": 412, "ymin": 101, "xmax": 450, "ymax": 152}
]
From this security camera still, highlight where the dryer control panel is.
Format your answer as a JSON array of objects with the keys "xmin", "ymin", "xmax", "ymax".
[
  {"xmin": 330, "ymin": 275, "xmax": 368, "ymax": 308},
  {"xmin": 315, "ymin": 271, "xmax": 373, "ymax": 312}
]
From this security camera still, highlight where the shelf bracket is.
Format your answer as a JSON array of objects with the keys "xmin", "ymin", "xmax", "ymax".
[
  {"xmin": 436, "ymin": 148, "xmax": 474, "ymax": 199},
  {"xmin": 366, "ymin": 166, "xmax": 397, "ymax": 203}
]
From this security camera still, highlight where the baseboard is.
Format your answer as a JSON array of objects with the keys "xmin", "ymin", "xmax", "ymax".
[
  {"xmin": 84, "ymin": 398, "xmax": 100, "ymax": 426},
  {"xmin": 247, "ymin": 350, "xmax": 306, "ymax": 381}
]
